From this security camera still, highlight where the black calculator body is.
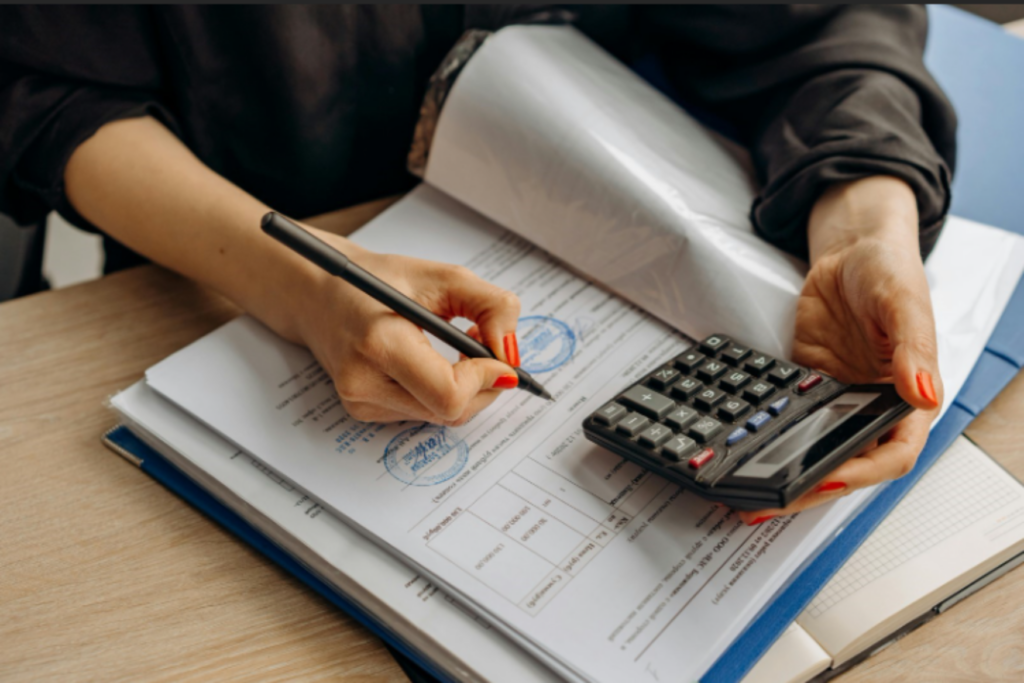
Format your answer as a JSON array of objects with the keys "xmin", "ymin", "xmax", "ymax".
[{"xmin": 582, "ymin": 335, "xmax": 913, "ymax": 510}]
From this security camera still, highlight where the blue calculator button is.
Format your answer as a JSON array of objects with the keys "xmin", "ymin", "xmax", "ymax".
[
  {"xmin": 726, "ymin": 427, "xmax": 749, "ymax": 446},
  {"xmin": 768, "ymin": 396, "xmax": 790, "ymax": 416},
  {"xmin": 746, "ymin": 411, "xmax": 771, "ymax": 432}
]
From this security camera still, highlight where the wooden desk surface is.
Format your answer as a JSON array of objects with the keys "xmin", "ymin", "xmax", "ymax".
[{"xmin": 2, "ymin": 196, "xmax": 1023, "ymax": 682}]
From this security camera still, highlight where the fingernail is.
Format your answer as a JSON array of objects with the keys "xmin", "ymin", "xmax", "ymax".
[
  {"xmin": 503, "ymin": 333, "xmax": 520, "ymax": 367},
  {"xmin": 493, "ymin": 373, "xmax": 519, "ymax": 390},
  {"xmin": 747, "ymin": 515, "xmax": 775, "ymax": 526},
  {"xmin": 815, "ymin": 481, "xmax": 848, "ymax": 494},
  {"xmin": 916, "ymin": 371, "xmax": 938, "ymax": 407}
]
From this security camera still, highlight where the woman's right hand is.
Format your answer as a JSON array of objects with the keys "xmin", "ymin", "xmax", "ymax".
[
  {"xmin": 293, "ymin": 229, "xmax": 523, "ymax": 426},
  {"xmin": 64, "ymin": 116, "xmax": 522, "ymax": 426}
]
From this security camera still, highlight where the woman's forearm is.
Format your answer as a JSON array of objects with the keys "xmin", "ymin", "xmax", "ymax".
[
  {"xmin": 63, "ymin": 115, "xmax": 340, "ymax": 342},
  {"xmin": 806, "ymin": 176, "xmax": 921, "ymax": 265}
]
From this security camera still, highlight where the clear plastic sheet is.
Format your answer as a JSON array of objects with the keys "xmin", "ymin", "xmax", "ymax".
[{"xmin": 420, "ymin": 25, "xmax": 806, "ymax": 358}]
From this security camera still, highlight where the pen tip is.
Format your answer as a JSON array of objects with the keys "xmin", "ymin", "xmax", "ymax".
[{"xmin": 541, "ymin": 388, "xmax": 554, "ymax": 402}]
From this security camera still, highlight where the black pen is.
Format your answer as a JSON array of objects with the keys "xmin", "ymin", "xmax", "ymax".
[{"xmin": 261, "ymin": 212, "xmax": 554, "ymax": 401}]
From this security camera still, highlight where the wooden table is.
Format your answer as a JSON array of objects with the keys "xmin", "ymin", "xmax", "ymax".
[{"xmin": 2, "ymin": 195, "xmax": 1023, "ymax": 682}]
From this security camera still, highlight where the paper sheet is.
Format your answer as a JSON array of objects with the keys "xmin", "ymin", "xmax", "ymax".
[
  {"xmin": 112, "ymin": 382, "xmax": 559, "ymax": 683},
  {"xmin": 144, "ymin": 185, "xmax": 1024, "ymax": 683}
]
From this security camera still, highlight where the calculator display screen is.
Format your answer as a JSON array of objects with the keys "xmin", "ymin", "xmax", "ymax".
[{"xmin": 733, "ymin": 392, "xmax": 880, "ymax": 480}]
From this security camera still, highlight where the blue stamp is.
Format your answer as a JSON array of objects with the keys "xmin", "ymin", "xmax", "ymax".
[
  {"xmin": 516, "ymin": 316, "xmax": 576, "ymax": 373},
  {"xmin": 383, "ymin": 424, "xmax": 468, "ymax": 487}
]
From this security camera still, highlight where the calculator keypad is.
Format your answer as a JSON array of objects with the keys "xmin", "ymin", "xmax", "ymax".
[{"xmin": 584, "ymin": 334, "xmax": 845, "ymax": 493}]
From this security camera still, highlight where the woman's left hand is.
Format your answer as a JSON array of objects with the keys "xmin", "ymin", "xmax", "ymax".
[{"xmin": 737, "ymin": 176, "xmax": 943, "ymax": 525}]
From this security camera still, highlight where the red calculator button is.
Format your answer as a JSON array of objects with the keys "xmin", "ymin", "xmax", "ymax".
[
  {"xmin": 688, "ymin": 448, "xmax": 715, "ymax": 469},
  {"xmin": 797, "ymin": 373, "xmax": 823, "ymax": 393}
]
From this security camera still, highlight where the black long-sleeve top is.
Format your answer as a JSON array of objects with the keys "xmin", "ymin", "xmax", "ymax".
[{"xmin": 0, "ymin": 5, "xmax": 956, "ymax": 268}]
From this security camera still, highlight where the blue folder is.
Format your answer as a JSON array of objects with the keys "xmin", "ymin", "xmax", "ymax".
[{"xmin": 107, "ymin": 7, "xmax": 1024, "ymax": 682}]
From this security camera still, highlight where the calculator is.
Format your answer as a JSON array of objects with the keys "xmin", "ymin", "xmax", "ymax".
[{"xmin": 582, "ymin": 335, "xmax": 913, "ymax": 510}]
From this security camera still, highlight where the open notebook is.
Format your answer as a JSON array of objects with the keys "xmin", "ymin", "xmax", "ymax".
[
  {"xmin": 744, "ymin": 436, "xmax": 1024, "ymax": 683},
  {"xmin": 111, "ymin": 23, "xmax": 1024, "ymax": 683}
]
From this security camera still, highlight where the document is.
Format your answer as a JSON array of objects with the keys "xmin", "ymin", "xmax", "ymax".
[
  {"xmin": 146, "ymin": 186, "xmax": 1024, "ymax": 683},
  {"xmin": 112, "ymin": 382, "xmax": 559, "ymax": 683}
]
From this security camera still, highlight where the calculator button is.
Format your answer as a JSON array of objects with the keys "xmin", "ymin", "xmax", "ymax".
[
  {"xmin": 616, "ymin": 412, "xmax": 651, "ymax": 437},
  {"xmin": 699, "ymin": 335, "xmax": 731, "ymax": 356},
  {"xmin": 725, "ymin": 427, "xmax": 749, "ymax": 446},
  {"xmin": 648, "ymin": 366, "xmax": 681, "ymax": 390},
  {"xmin": 688, "ymin": 447, "xmax": 716, "ymax": 469},
  {"xmin": 638, "ymin": 424, "xmax": 673, "ymax": 448},
  {"xmin": 674, "ymin": 351, "xmax": 706, "ymax": 373},
  {"xmin": 797, "ymin": 373, "xmax": 824, "ymax": 393},
  {"xmin": 662, "ymin": 435, "xmax": 698, "ymax": 461},
  {"xmin": 689, "ymin": 416, "xmax": 722, "ymax": 443},
  {"xmin": 768, "ymin": 363, "xmax": 801, "ymax": 387},
  {"xmin": 719, "ymin": 344, "xmax": 751, "ymax": 366},
  {"xmin": 743, "ymin": 381, "xmax": 776, "ymax": 404},
  {"xmin": 720, "ymin": 370, "xmax": 751, "ymax": 394},
  {"xmin": 665, "ymin": 406, "xmax": 699, "ymax": 431},
  {"xmin": 744, "ymin": 354, "xmax": 776, "ymax": 376},
  {"xmin": 670, "ymin": 377, "xmax": 703, "ymax": 400},
  {"xmin": 621, "ymin": 386, "xmax": 676, "ymax": 420},
  {"xmin": 696, "ymin": 359, "xmax": 728, "ymax": 383},
  {"xmin": 718, "ymin": 398, "xmax": 751, "ymax": 422},
  {"xmin": 768, "ymin": 396, "xmax": 790, "ymax": 416},
  {"xmin": 694, "ymin": 387, "xmax": 726, "ymax": 412},
  {"xmin": 746, "ymin": 411, "xmax": 772, "ymax": 432},
  {"xmin": 594, "ymin": 402, "xmax": 628, "ymax": 426}
]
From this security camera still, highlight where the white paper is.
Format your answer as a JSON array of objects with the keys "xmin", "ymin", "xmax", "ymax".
[
  {"xmin": 425, "ymin": 24, "xmax": 802, "ymax": 358},
  {"xmin": 112, "ymin": 382, "xmax": 560, "ymax": 683},
  {"xmin": 145, "ymin": 188, "xmax": 855, "ymax": 683},
  {"xmin": 741, "ymin": 624, "xmax": 830, "ymax": 683},
  {"xmin": 144, "ymin": 185, "xmax": 1024, "ymax": 683}
]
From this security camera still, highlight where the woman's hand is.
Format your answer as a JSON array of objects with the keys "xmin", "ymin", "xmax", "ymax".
[
  {"xmin": 737, "ymin": 176, "xmax": 942, "ymax": 525},
  {"xmin": 64, "ymin": 117, "xmax": 522, "ymax": 427},
  {"xmin": 295, "ymin": 230, "xmax": 523, "ymax": 426}
]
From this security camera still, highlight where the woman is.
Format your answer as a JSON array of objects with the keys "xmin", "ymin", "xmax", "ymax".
[{"xmin": 0, "ymin": 5, "xmax": 953, "ymax": 522}]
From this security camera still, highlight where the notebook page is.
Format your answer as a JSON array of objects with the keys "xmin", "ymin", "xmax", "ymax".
[
  {"xmin": 145, "ymin": 186, "xmax": 866, "ymax": 683},
  {"xmin": 112, "ymin": 381, "xmax": 559, "ymax": 683},
  {"xmin": 740, "ymin": 624, "xmax": 830, "ymax": 683},
  {"xmin": 797, "ymin": 437, "xmax": 1024, "ymax": 664}
]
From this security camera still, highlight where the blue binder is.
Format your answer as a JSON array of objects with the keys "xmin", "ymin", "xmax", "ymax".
[{"xmin": 107, "ymin": 7, "xmax": 1024, "ymax": 682}]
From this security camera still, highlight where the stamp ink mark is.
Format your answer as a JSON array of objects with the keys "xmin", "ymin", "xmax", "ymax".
[
  {"xmin": 516, "ymin": 316, "xmax": 576, "ymax": 374},
  {"xmin": 384, "ymin": 423, "xmax": 469, "ymax": 487}
]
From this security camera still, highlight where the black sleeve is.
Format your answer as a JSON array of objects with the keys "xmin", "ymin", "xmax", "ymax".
[
  {"xmin": 639, "ymin": 5, "xmax": 957, "ymax": 260},
  {"xmin": 0, "ymin": 6, "xmax": 180, "ymax": 230}
]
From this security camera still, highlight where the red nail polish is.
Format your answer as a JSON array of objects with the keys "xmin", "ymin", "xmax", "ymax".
[
  {"xmin": 816, "ymin": 481, "xmax": 848, "ymax": 493},
  {"xmin": 504, "ymin": 334, "xmax": 520, "ymax": 367},
  {"xmin": 493, "ymin": 373, "xmax": 519, "ymax": 390},
  {"xmin": 916, "ymin": 372, "xmax": 938, "ymax": 407},
  {"xmin": 747, "ymin": 515, "xmax": 775, "ymax": 526}
]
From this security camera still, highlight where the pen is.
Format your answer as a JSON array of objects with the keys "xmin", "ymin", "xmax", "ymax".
[{"xmin": 261, "ymin": 212, "xmax": 554, "ymax": 402}]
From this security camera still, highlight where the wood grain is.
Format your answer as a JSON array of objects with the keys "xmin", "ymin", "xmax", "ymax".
[
  {"xmin": 0, "ymin": 203, "xmax": 405, "ymax": 682},
  {"xmin": 2, "ymin": 195, "xmax": 1023, "ymax": 681}
]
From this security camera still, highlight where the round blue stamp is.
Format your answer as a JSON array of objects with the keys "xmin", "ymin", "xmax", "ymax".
[
  {"xmin": 383, "ymin": 424, "xmax": 468, "ymax": 487},
  {"xmin": 516, "ymin": 316, "xmax": 576, "ymax": 374}
]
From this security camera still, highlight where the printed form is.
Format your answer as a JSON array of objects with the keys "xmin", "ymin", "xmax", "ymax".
[
  {"xmin": 146, "ymin": 187, "xmax": 857, "ymax": 681},
  {"xmin": 143, "ymin": 186, "xmax": 985, "ymax": 682}
]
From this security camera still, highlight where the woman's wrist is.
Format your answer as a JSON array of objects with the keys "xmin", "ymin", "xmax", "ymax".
[
  {"xmin": 807, "ymin": 176, "xmax": 921, "ymax": 265},
  {"xmin": 242, "ymin": 224, "xmax": 372, "ymax": 346}
]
